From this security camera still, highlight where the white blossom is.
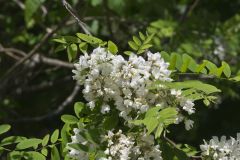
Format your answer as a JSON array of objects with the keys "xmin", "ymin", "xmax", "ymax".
[
  {"xmin": 101, "ymin": 130, "xmax": 163, "ymax": 160},
  {"xmin": 184, "ymin": 119, "xmax": 194, "ymax": 130},
  {"xmin": 181, "ymin": 99, "xmax": 195, "ymax": 115},
  {"xmin": 200, "ymin": 133, "xmax": 240, "ymax": 160},
  {"xmin": 72, "ymin": 48, "xmax": 196, "ymax": 124}
]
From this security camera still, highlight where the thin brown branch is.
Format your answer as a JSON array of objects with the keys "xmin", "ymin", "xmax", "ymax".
[
  {"xmin": 34, "ymin": 54, "xmax": 74, "ymax": 68},
  {"xmin": 0, "ymin": 45, "xmax": 73, "ymax": 69},
  {"xmin": 62, "ymin": 0, "xmax": 91, "ymax": 35},
  {"xmin": 13, "ymin": 0, "xmax": 25, "ymax": 9},
  {"xmin": 0, "ymin": 26, "xmax": 60, "ymax": 81},
  {"xmin": 180, "ymin": 0, "xmax": 200, "ymax": 23},
  {"xmin": 0, "ymin": 45, "xmax": 21, "ymax": 60},
  {"xmin": 22, "ymin": 76, "xmax": 72, "ymax": 92},
  {"xmin": 103, "ymin": 0, "xmax": 114, "ymax": 40},
  {"xmin": 13, "ymin": 83, "xmax": 80, "ymax": 122}
]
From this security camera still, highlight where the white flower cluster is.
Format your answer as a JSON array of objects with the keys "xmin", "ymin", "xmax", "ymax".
[
  {"xmin": 100, "ymin": 130, "xmax": 162, "ymax": 160},
  {"xmin": 200, "ymin": 133, "xmax": 240, "ymax": 160},
  {"xmin": 72, "ymin": 47, "xmax": 195, "ymax": 129},
  {"xmin": 68, "ymin": 47, "xmax": 198, "ymax": 160}
]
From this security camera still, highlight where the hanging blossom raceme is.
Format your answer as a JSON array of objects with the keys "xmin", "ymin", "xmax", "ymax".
[
  {"xmin": 72, "ymin": 47, "xmax": 196, "ymax": 129},
  {"xmin": 67, "ymin": 129, "xmax": 163, "ymax": 160},
  {"xmin": 100, "ymin": 130, "xmax": 162, "ymax": 160},
  {"xmin": 200, "ymin": 133, "xmax": 240, "ymax": 160}
]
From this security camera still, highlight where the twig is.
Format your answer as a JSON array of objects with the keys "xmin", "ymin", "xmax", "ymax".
[
  {"xmin": 13, "ymin": 84, "xmax": 80, "ymax": 122},
  {"xmin": 34, "ymin": 54, "xmax": 74, "ymax": 68},
  {"xmin": 163, "ymin": 136, "xmax": 202, "ymax": 160},
  {"xmin": 62, "ymin": 0, "xmax": 91, "ymax": 35},
  {"xmin": 103, "ymin": 0, "xmax": 114, "ymax": 39},
  {"xmin": 22, "ymin": 76, "xmax": 72, "ymax": 92},
  {"xmin": 13, "ymin": 0, "xmax": 25, "ymax": 9},
  {"xmin": 0, "ymin": 45, "xmax": 21, "ymax": 60},
  {"xmin": 180, "ymin": 0, "xmax": 200, "ymax": 23},
  {"xmin": 0, "ymin": 20, "xmax": 65, "ymax": 82},
  {"xmin": 0, "ymin": 45, "xmax": 74, "ymax": 69}
]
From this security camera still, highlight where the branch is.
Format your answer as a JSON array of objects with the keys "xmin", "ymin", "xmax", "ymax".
[
  {"xmin": 180, "ymin": 0, "xmax": 200, "ymax": 23},
  {"xmin": 13, "ymin": 84, "xmax": 80, "ymax": 122},
  {"xmin": 34, "ymin": 54, "xmax": 74, "ymax": 68},
  {"xmin": 0, "ymin": 45, "xmax": 74, "ymax": 69},
  {"xmin": 22, "ymin": 76, "xmax": 72, "ymax": 92},
  {"xmin": 62, "ymin": 0, "xmax": 91, "ymax": 35},
  {"xmin": 103, "ymin": 0, "xmax": 114, "ymax": 40},
  {"xmin": 163, "ymin": 136, "xmax": 202, "ymax": 160},
  {"xmin": 0, "ymin": 24, "xmax": 61, "ymax": 82}
]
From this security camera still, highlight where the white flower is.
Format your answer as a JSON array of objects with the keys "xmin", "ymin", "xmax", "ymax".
[
  {"xmin": 181, "ymin": 99, "xmax": 195, "ymax": 115},
  {"xmin": 73, "ymin": 48, "xmax": 196, "ymax": 129},
  {"xmin": 103, "ymin": 130, "xmax": 163, "ymax": 160},
  {"xmin": 200, "ymin": 133, "xmax": 240, "ymax": 160},
  {"xmin": 184, "ymin": 119, "xmax": 194, "ymax": 130},
  {"xmin": 87, "ymin": 101, "xmax": 95, "ymax": 110},
  {"xmin": 101, "ymin": 104, "xmax": 111, "ymax": 114},
  {"xmin": 170, "ymin": 89, "xmax": 182, "ymax": 97}
]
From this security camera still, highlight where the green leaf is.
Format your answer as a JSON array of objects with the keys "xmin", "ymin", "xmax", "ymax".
[
  {"xmin": 42, "ymin": 134, "xmax": 49, "ymax": 146},
  {"xmin": 63, "ymin": 36, "xmax": 81, "ymax": 43},
  {"xmin": 230, "ymin": 75, "xmax": 240, "ymax": 82},
  {"xmin": 41, "ymin": 148, "xmax": 48, "ymax": 157},
  {"xmin": 205, "ymin": 60, "xmax": 218, "ymax": 76},
  {"xmin": 169, "ymin": 53, "xmax": 182, "ymax": 70},
  {"xmin": 158, "ymin": 107, "xmax": 178, "ymax": 125},
  {"xmin": 52, "ymin": 38, "xmax": 67, "ymax": 44},
  {"xmin": 145, "ymin": 117, "xmax": 159, "ymax": 134},
  {"xmin": 139, "ymin": 32, "xmax": 146, "ymax": 40},
  {"xmin": 67, "ymin": 43, "xmax": 78, "ymax": 62},
  {"xmin": 90, "ymin": 0, "xmax": 102, "ymax": 6},
  {"xmin": 170, "ymin": 80, "xmax": 221, "ymax": 94},
  {"xmin": 128, "ymin": 41, "xmax": 138, "ymax": 51},
  {"xmin": 24, "ymin": 0, "xmax": 45, "ymax": 24},
  {"xmin": 144, "ymin": 33, "xmax": 154, "ymax": 44},
  {"xmin": 132, "ymin": 107, "xmax": 177, "ymax": 136},
  {"xmin": 222, "ymin": 61, "xmax": 231, "ymax": 78},
  {"xmin": 52, "ymin": 36, "xmax": 81, "ymax": 44},
  {"xmin": 74, "ymin": 102, "xmax": 85, "ymax": 118},
  {"xmin": 61, "ymin": 115, "xmax": 79, "ymax": 124},
  {"xmin": 8, "ymin": 151, "xmax": 22, "ymax": 159},
  {"xmin": 0, "ymin": 124, "xmax": 11, "ymax": 135},
  {"xmin": 107, "ymin": 41, "xmax": 118, "ymax": 54},
  {"xmin": 161, "ymin": 140, "xmax": 190, "ymax": 160},
  {"xmin": 76, "ymin": 33, "xmax": 103, "ymax": 45},
  {"xmin": 181, "ymin": 54, "xmax": 193, "ymax": 72},
  {"xmin": 68, "ymin": 143, "xmax": 89, "ymax": 152},
  {"xmin": 54, "ymin": 44, "xmax": 67, "ymax": 53},
  {"xmin": 79, "ymin": 42, "xmax": 88, "ymax": 53},
  {"xmin": 51, "ymin": 146, "xmax": 60, "ymax": 160},
  {"xmin": 124, "ymin": 51, "xmax": 133, "ymax": 56},
  {"xmin": 140, "ymin": 44, "xmax": 153, "ymax": 50},
  {"xmin": 155, "ymin": 124, "xmax": 164, "ymax": 138},
  {"xmin": 26, "ymin": 151, "xmax": 46, "ymax": 160},
  {"xmin": 203, "ymin": 99, "xmax": 210, "ymax": 106},
  {"xmin": 50, "ymin": 129, "xmax": 59, "ymax": 144},
  {"xmin": 133, "ymin": 36, "xmax": 141, "ymax": 46},
  {"xmin": 0, "ymin": 136, "xmax": 26, "ymax": 147},
  {"xmin": 145, "ymin": 106, "xmax": 162, "ymax": 118},
  {"xmin": 103, "ymin": 112, "xmax": 119, "ymax": 130},
  {"xmin": 16, "ymin": 138, "xmax": 42, "ymax": 150},
  {"xmin": 60, "ymin": 124, "xmax": 70, "ymax": 147},
  {"xmin": 195, "ymin": 61, "xmax": 208, "ymax": 74}
]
